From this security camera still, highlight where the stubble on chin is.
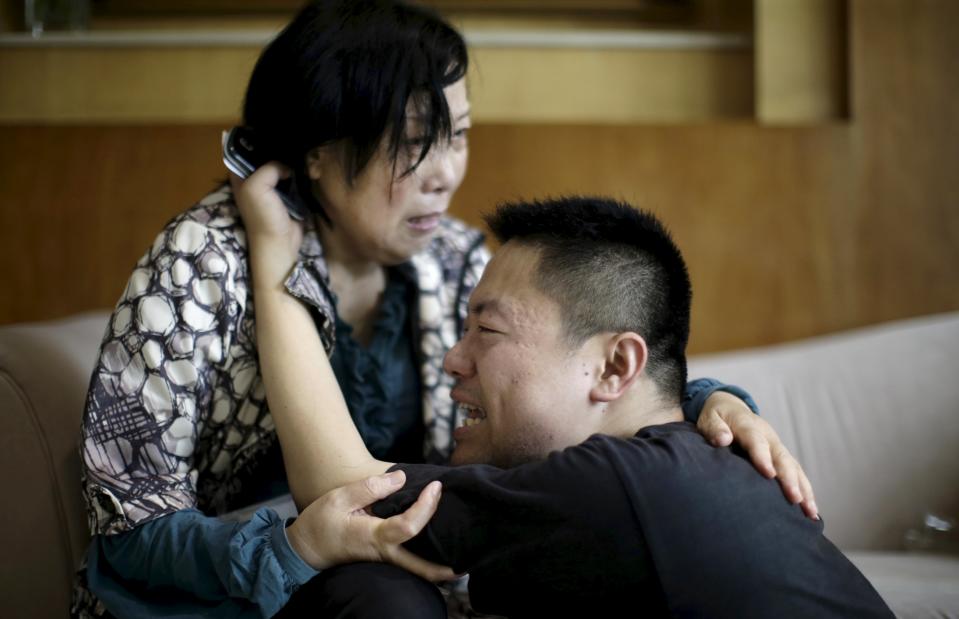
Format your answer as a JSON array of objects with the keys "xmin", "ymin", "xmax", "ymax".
[
  {"xmin": 493, "ymin": 428, "xmax": 556, "ymax": 469},
  {"xmin": 449, "ymin": 444, "xmax": 483, "ymax": 467},
  {"xmin": 450, "ymin": 427, "xmax": 555, "ymax": 469}
]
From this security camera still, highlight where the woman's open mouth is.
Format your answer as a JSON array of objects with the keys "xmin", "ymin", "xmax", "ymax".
[{"xmin": 407, "ymin": 213, "xmax": 442, "ymax": 233}]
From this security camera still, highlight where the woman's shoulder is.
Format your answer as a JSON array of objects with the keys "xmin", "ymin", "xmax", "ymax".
[
  {"xmin": 167, "ymin": 185, "xmax": 244, "ymax": 236},
  {"xmin": 147, "ymin": 185, "xmax": 247, "ymax": 253},
  {"xmin": 133, "ymin": 185, "xmax": 249, "ymax": 283},
  {"xmin": 428, "ymin": 215, "xmax": 486, "ymax": 257}
]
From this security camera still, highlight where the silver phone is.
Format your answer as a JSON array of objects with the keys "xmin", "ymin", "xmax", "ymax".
[{"xmin": 222, "ymin": 127, "xmax": 306, "ymax": 221}]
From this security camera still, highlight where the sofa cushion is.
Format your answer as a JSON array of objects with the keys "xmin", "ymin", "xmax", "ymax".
[
  {"xmin": 848, "ymin": 551, "xmax": 959, "ymax": 619},
  {"xmin": 689, "ymin": 312, "xmax": 959, "ymax": 551}
]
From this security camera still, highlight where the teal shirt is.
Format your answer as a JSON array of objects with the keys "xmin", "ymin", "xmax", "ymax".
[{"xmin": 329, "ymin": 265, "xmax": 424, "ymax": 463}]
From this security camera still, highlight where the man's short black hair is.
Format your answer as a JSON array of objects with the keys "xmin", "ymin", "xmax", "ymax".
[{"xmin": 485, "ymin": 197, "xmax": 691, "ymax": 402}]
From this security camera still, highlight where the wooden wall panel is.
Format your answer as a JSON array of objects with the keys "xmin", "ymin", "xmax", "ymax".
[
  {"xmin": 755, "ymin": 0, "xmax": 847, "ymax": 122},
  {"xmin": 469, "ymin": 47, "xmax": 753, "ymax": 123},
  {"xmin": 0, "ymin": 47, "xmax": 257, "ymax": 122},
  {"xmin": 0, "ymin": 126, "xmax": 226, "ymax": 323},
  {"xmin": 849, "ymin": 0, "xmax": 959, "ymax": 332},
  {"xmin": 3, "ymin": 116, "xmax": 955, "ymax": 354},
  {"xmin": 456, "ymin": 123, "xmax": 856, "ymax": 352},
  {"xmin": 1, "ymin": 0, "xmax": 957, "ymax": 355},
  {"xmin": 0, "ymin": 45, "xmax": 751, "ymax": 124}
]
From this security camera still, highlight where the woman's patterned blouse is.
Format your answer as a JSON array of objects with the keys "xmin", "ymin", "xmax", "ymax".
[{"xmin": 79, "ymin": 186, "xmax": 489, "ymax": 535}]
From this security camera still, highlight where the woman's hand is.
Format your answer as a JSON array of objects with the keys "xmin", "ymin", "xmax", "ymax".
[
  {"xmin": 230, "ymin": 163, "xmax": 304, "ymax": 288},
  {"xmin": 697, "ymin": 391, "xmax": 819, "ymax": 520},
  {"xmin": 286, "ymin": 470, "xmax": 457, "ymax": 583}
]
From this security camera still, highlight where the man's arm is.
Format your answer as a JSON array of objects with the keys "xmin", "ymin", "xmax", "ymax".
[{"xmin": 369, "ymin": 444, "xmax": 665, "ymax": 617}]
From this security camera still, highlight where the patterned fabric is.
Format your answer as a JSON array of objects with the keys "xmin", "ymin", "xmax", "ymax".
[{"xmin": 79, "ymin": 184, "xmax": 488, "ymax": 534}]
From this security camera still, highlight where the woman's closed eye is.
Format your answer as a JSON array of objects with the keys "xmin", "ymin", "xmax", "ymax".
[{"xmin": 405, "ymin": 135, "xmax": 428, "ymax": 149}]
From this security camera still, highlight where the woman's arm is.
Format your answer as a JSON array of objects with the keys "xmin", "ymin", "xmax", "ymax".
[
  {"xmin": 235, "ymin": 165, "xmax": 390, "ymax": 509},
  {"xmin": 81, "ymin": 195, "xmax": 245, "ymax": 534},
  {"xmin": 89, "ymin": 509, "xmax": 317, "ymax": 617},
  {"xmin": 235, "ymin": 168, "xmax": 456, "ymax": 582},
  {"xmin": 686, "ymin": 379, "xmax": 818, "ymax": 519}
]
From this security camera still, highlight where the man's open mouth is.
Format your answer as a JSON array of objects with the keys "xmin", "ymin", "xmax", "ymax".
[{"xmin": 459, "ymin": 403, "xmax": 487, "ymax": 427}]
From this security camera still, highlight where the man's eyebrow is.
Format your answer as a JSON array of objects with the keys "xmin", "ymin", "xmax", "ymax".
[
  {"xmin": 455, "ymin": 109, "xmax": 472, "ymax": 122},
  {"xmin": 469, "ymin": 298, "xmax": 505, "ymax": 318}
]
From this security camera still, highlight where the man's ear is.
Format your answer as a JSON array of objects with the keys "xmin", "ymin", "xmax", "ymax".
[{"xmin": 589, "ymin": 332, "xmax": 648, "ymax": 403}]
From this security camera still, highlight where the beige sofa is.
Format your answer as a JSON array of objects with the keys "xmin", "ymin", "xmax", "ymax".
[{"xmin": 2, "ymin": 311, "xmax": 957, "ymax": 618}]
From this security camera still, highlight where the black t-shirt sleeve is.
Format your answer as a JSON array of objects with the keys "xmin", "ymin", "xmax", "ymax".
[{"xmin": 372, "ymin": 442, "xmax": 664, "ymax": 617}]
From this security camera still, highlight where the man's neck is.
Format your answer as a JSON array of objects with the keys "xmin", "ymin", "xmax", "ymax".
[
  {"xmin": 598, "ymin": 390, "xmax": 684, "ymax": 438},
  {"xmin": 634, "ymin": 405, "xmax": 684, "ymax": 433}
]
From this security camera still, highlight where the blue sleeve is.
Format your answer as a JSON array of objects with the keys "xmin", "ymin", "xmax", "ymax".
[
  {"xmin": 681, "ymin": 378, "xmax": 759, "ymax": 423},
  {"xmin": 88, "ymin": 508, "xmax": 318, "ymax": 618}
]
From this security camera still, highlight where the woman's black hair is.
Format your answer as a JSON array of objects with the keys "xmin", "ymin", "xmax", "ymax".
[{"xmin": 242, "ymin": 0, "xmax": 468, "ymax": 218}]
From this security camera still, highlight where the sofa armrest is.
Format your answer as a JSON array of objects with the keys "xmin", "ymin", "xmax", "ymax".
[{"xmin": 0, "ymin": 311, "xmax": 109, "ymax": 617}]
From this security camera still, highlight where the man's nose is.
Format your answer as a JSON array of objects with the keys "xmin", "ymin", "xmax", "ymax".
[{"xmin": 443, "ymin": 338, "xmax": 472, "ymax": 379}]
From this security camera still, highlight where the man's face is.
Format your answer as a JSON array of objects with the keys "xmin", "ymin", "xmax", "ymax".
[{"xmin": 444, "ymin": 242, "xmax": 605, "ymax": 467}]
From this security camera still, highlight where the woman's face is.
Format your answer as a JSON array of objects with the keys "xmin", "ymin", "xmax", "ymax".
[{"xmin": 308, "ymin": 78, "xmax": 471, "ymax": 266}]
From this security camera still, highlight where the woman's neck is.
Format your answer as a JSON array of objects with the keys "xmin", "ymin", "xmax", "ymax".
[{"xmin": 319, "ymin": 222, "xmax": 386, "ymax": 346}]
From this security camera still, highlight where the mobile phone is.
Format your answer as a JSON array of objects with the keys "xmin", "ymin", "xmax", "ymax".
[{"xmin": 222, "ymin": 126, "xmax": 307, "ymax": 221}]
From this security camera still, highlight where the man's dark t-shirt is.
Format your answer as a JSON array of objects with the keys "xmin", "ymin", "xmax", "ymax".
[{"xmin": 373, "ymin": 422, "xmax": 892, "ymax": 618}]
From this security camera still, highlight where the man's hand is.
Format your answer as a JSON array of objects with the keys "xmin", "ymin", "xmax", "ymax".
[
  {"xmin": 697, "ymin": 390, "xmax": 819, "ymax": 520},
  {"xmin": 286, "ymin": 470, "xmax": 457, "ymax": 582}
]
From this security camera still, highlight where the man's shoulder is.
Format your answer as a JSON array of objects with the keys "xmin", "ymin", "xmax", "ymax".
[
  {"xmin": 581, "ymin": 423, "xmax": 785, "ymax": 509},
  {"xmin": 612, "ymin": 429, "xmax": 892, "ymax": 617},
  {"xmin": 585, "ymin": 422, "xmax": 722, "ymax": 470}
]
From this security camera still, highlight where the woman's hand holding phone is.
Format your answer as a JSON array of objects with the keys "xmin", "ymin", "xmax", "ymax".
[
  {"xmin": 222, "ymin": 127, "xmax": 308, "ymax": 222},
  {"xmin": 231, "ymin": 164, "xmax": 305, "ymax": 290}
]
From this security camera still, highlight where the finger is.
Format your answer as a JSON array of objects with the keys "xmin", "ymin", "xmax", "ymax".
[
  {"xmin": 697, "ymin": 407, "xmax": 733, "ymax": 447},
  {"xmin": 248, "ymin": 160, "xmax": 291, "ymax": 190},
  {"xmin": 389, "ymin": 546, "xmax": 457, "ymax": 583},
  {"xmin": 339, "ymin": 471, "xmax": 407, "ymax": 511},
  {"xmin": 380, "ymin": 481, "xmax": 442, "ymax": 545},
  {"xmin": 771, "ymin": 445, "xmax": 802, "ymax": 504},
  {"xmin": 737, "ymin": 428, "xmax": 776, "ymax": 479},
  {"xmin": 266, "ymin": 160, "xmax": 292, "ymax": 179},
  {"xmin": 797, "ymin": 468, "xmax": 819, "ymax": 520}
]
